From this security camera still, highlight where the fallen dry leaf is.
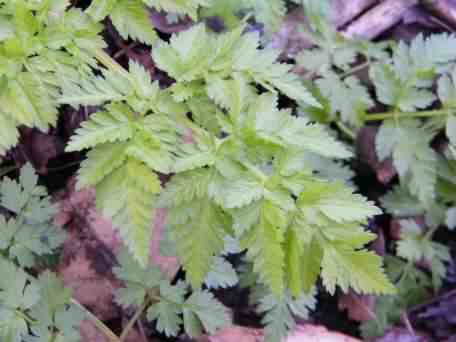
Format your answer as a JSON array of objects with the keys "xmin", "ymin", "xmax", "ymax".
[
  {"xmin": 204, "ymin": 324, "xmax": 361, "ymax": 342},
  {"xmin": 339, "ymin": 291, "xmax": 376, "ymax": 322},
  {"xmin": 368, "ymin": 327, "xmax": 430, "ymax": 342},
  {"xmin": 80, "ymin": 319, "xmax": 144, "ymax": 342},
  {"xmin": 356, "ymin": 126, "xmax": 397, "ymax": 185},
  {"xmin": 268, "ymin": 7, "xmax": 313, "ymax": 59},
  {"xmin": 12, "ymin": 128, "xmax": 63, "ymax": 174}
]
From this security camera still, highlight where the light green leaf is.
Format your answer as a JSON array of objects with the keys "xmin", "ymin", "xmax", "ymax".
[
  {"xmin": 110, "ymin": 0, "xmax": 157, "ymax": 45},
  {"xmin": 66, "ymin": 104, "xmax": 134, "ymax": 152}
]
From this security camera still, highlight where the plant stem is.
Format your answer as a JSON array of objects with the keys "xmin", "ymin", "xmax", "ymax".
[
  {"xmin": 71, "ymin": 298, "xmax": 121, "ymax": 342},
  {"xmin": 119, "ymin": 300, "xmax": 149, "ymax": 341},
  {"xmin": 365, "ymin": 109, "xmax": 451, "ymax": 122},
  {"xmin": 94, "ymin": 49, "xmax": 132, "ymax": 82},
  {"xmin": 335, "ymin": 121, "xmax": 356, "ymax": 140},
  {"xmin": 340, "ymin": 61, "xmax": 370, "ymax": 79},
  {"xmin": 0, "ymin": 165, "xmax": 18, "ymax": 178}
]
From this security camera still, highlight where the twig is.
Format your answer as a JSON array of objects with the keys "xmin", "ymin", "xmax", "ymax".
[
  {"xmin": 119, "ymin": 300, "xmax": 149, "ymax": 341},
  {"xmin": 71, "ymin": 298, "xmax": 121, "ymax": 342},
  {"xmin": 401, "ymin": 311, "xmax": 416, "ymax": 336},
  {"xmin": 422, "ymin": 0, "xmax": 456, "ymax": 29},
  {"xmin": 332, "ymin": 0, "xmax": 378, "ymax": 28},
  {"xmin": 340, "ymin": 61, "xmax": 370, "ymax": 79},
  {"xmin": 342, "ymin": 0, "xmax": 419, "ymax": 40},
  {"xmin": 138, "ymin": 320, "xmax": 148, "ymax": 342}
]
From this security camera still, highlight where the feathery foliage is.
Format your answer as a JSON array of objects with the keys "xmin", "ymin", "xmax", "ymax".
[
  {"xmin": 0, "ymin": 0, "xmax": 105, "ymax": 155},
  {"xmin": 0, "ymin": 164, "xmax": 83, "ymax": 342}
]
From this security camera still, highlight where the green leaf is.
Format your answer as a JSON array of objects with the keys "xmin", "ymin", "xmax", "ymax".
[
  {"xmin": 321, "ymin": 244, "xmax": 396, "ymax": 295},
  {"xmin": 446, "ymin": 207, "xmax": 456, "ymax": 230},
  {"xmin": 297, "ymin": 181, "xmax": 381, "ymax": 224},
  {"xmin": 241, "ymin": 201, "xmax": 286, "ymax": 295},
  {"xmin": 97, "ymin": 159, "xmax": 161, "ymax": 267},
  {"xmin": 29, "ymin": 272, "xmax": 84, "ymax": 342},
  {"xmin": 438, "ymin": 68, "xmax": 456, "ymax": 108},
  {"xmin": 183, "ymin": 290, "xmax": 231, "ymax": 337},
  {"xmin": 86, "ymin": 0, "xmax": 117, "ymax": 21},
  {"xmin": 256, "ymin": 288, "xmax": 317, "ymax": 342},
  {"xmin": 66, "ymin": 103, "xmax": 134, "ymax": 152},
  {"xmin": 146, "ymin": 281, "xmax": 186, "ymax": 337},
  {"xmin": 59, "ymin": 72, "xmax": 129, "ymax": 107},
  {"xmin": 204, "ymin": 256, "xmax": 238, "ymax": 289},
  {"xmin": 171, "ymin": 197, "xmax": 228, "ymax": 287},
  {"xmin": 160, "ymin": 168, "xmax": 231, "ymax": 287},
  {"xmin": 148, "ymin": 299, "xmax": 183, "ymax": 337},
  {"xmin": 76, "ymin": 142, "xmax": 130, "ymax": 188},
  {"xmin": 158, "ymin": 169, "xmax": 213, "ymax": 208},
  {"xmin": 1, "ymin": 72, "xmax": 58, "ymax": 130},
  {"xmin": 110, "ymin": 0, "xmax": 157, "ymax": 45},
  {"xmin": 292, "ymin": 179, "xmax": 393, "ymax": 295},
  {"xmin": 153, "ymin": 24, "xmax": 319, "ymax": 107},
  {"xmin": 249, "ymin": 93, "xmax": 351, "ymax": 158},
  {"xmin": 447, "ymin": 115, "xmax": 456, "ymax": 147},
  {"xmin": 370, "ymin": 63, "xmax": 436, "ymax": 112},
  {"xmin": 397, "ymin": 219, "xmax": 450, "ymax": 289},
  {"xmin": 376, "ymin": 119, "xmax": 437, "ymax": 205},
  {"xmin": 315, "ymin": 72, "xmax": 374, "ymax": 126},
  {"xmin": 380, "ymin": 186, "xmax": 425, "ymax": 217},
  {"xmin": 208, "ymin": 171, "xmax": 264, "ymax": 209},
  {"xmin": 144, "ymin": 0, "xmax": 210, "ymax": 20},
  {"xmin": 114, "ymin": 249, "xmax": 163, "ymax": 307},
  {"xmin": 0, "ymin": 115, "xmax": 19, "ymax": 156}
]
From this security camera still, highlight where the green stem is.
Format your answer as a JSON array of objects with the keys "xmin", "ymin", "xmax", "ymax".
[
  {"xmin": 424, "ymin": 226, "xmax": 438, "ymax": 241},
  {"xmin": 119, "ymin": 300, "xmax": 149, "ymax": 341},
  {"xmin": 15, "ymin": 310, "xmax": 37, "ymax": 325},
  {"xmin": 397, "ymin": 261, "xmax": 414, "ymax": 288},
  {"xmin": 71, "ymin": 299, "xmax": 121, "ymax": 342},
  {"xmin": 365, "ymin": 109, "xmax": 451, "ymax": 122},
  {"xmin": 335, "ymin": 121, "xmax": 356, "ymax": 140},
  {"xmin": 94, "ymin": 49, "xmax": 132, "ymax": 82}
]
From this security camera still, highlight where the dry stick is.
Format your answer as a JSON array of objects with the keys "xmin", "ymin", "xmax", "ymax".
[
  {"xmin": 119, "ymin": 300, "xmax": 149, "ymax": 341},
  {"xmin": 422, "ymin": 0, "xmax": 456, "ymax": 29},
  {"xmin": 401, "ymin": 311, "xmax": 416, "ymax": 336},
  {"xmin": 331, "ymin": 0, "xmax": 379, "ymax": 28},
  {"xmin": 71, "ymin": 298, "xmax": 121, "ymax": 342},
  {"xmin": 138, "ymin": 320, "xmax": 148, "ymax": 342},
  {"xmin": 341, "ymin": 0, "xmax": 419, "ymax": 40}
]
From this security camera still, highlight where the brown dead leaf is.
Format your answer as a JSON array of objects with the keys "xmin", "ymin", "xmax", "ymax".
[
  {"xmin": 149, "ymin": 9, "xmax": 193, "ymax": 34},
  {"xmin": 339, "ymin": 291, "xmax": 376, "ymax": 322},
  {"xmin": 58, "ymin": 249, "xmax": 120, "ymax": 321},
  {"xmin": 268, "ymin": 7, "xmax": 313, "ymax": 59},
  {"xmin": 368, "ymin": 328, "xmax": 430, "ymax": 342},
  {"xmin": 80, "ymin": 320, "xmax": 144, "ymax": 342},
  {"xmin": 202, "ymin": 324, "xmax": 361, "ymax": 342},
  {"xmin": 206, "ymin": 326, "xmax": 263, "ymax": 342},
  {"xmin": 13, "ymin": 128, "xmax": 63, "ymax": 174},
  {"xmin": 331, "ymin": 0, "xmax": 377, "ymax": 28},
  {"xmin": 80, "ymin": 320, "xmax": 107, "ymax": 342},
  {"xmin": 287, "ymin": 325, "xmax": 361, "ymax": 342},
  {"xmin": 356, "ymin": 126, "xmax": 397, "ymax": 185}
]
